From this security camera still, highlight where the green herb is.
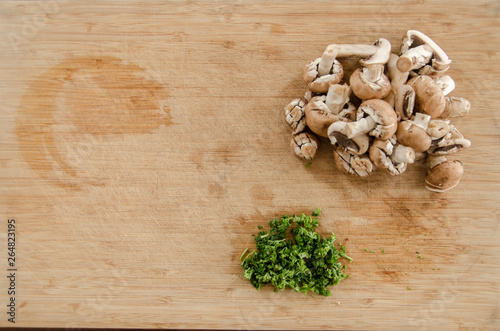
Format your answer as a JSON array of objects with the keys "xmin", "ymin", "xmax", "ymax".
[
  {"xmin": 240, "ymin": 210, "xmax": 351, "ymax": 297},
  {"xmin": 381, "ymin": 249, "xmax": 385, "ymax": 254},
  {"xmin": 304, "ymin": 161, "xmax": 312, "ymax": 168},
  {"xmin": 407, "ymin": 286, "xmax": 412, "ymax": 290},
  {"xmin": 257, "ymin": 225, "xmax": 263, "ymax": 229},
  {"xmin": 369, "ymin": 250, "xmax": 374, "ymax": 253},
  {"xmin": 312, "ymin": 207, "xmax": 321, "ymax": 217},
  {"xmin": 418, "ymin": 255, "xmax": 423, "ymax": 260},
  {"xmin": 364, "ymin": 248, "xmax": 368, "ymax": 252},
  {"xmin": 239, "ymin": 248, "xmax": 249, "ymax": 260}
]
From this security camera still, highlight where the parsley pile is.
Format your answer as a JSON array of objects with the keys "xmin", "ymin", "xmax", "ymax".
[{"xmin": 240, "ymin": 209, "xmax": 352, "ymax": 297}]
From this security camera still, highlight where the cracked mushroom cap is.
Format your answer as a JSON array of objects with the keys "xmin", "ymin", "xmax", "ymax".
[
  {"xmin": 333, "ymin": 147, "xmax": 374, "ymax": 177},
  {"xmin": 328, "ymin": 121, "xmax": 370, "ymax": 155},
  {"xmin": 305, "ymin": 95, "xmax": 350, "ymax": 137},
  {"xmin": 425, "ymin": 159, "xmax": 464, "ymax": 193},
  {"xmin": 407, "ymin": 75, "xmax": 446, "ymax": 118},
  {"xmin": 369, "ymin": 138, "xmax": 415, "ymax": 176},
  {"xmin": 284, "ymin": 98, "xmax": 307, "ymax": 135},
  {"xmin": 303, "ymin": 54, "xmax": 344, "ymax": 94},
  {"xmin": 396, "ymin": 120, "xmax": 432, "ymax": 153},
  {"xmin": 290, "ymin": 132, "xmax": 320, "ymax": 162}
]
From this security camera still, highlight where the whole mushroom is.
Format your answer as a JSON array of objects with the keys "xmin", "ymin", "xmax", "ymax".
[
  {"xmin": 290, "ymin": 132, "xmax": 321, "ymax": 161},
  {"xmin": 407, "ymin": 75, "xmax": 446, "ymax": 118},
  {"xmin": 344, "ymin": 99, "xmax": 398, "ymax": 140},
  {"xmin": 425, "ymin": 156, "xmax": 464, "ymax": 193},
  {"xmin": 427, "ymin": 126, "xmax": 471, "ymax": 156},
  {"xmin": 304, "ymin": 84, "xmax": 352, "ymax": 137},
  {"xmin": 328, "ymin": 121, "xmax": 370, "ymax": 155},
  {"xmin": 398, "ymin": 30, "xmax": 452, "ymax": 76},
  {"xmin": 439, "ymin": 96, "xmax": 471, "ymax": 119},
  {"xmin": 385, "ymin": 53, "xmax": 415, "ymax": 120},
  {"xmin": 396, "ymin": 113, "xmax": 432, "ymax": 153},
  {"xmin": 369, "ymin": 137, "xmax": 415, "ymax": 175},
  {"xmin": 303, "ymin": 46, "xmax": 344, "ymax": 93}
]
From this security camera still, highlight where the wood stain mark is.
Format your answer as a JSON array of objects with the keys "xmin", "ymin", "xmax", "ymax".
[{"xmin": 16, "ymin": 56, "xmax": 171, "ymax": 190}]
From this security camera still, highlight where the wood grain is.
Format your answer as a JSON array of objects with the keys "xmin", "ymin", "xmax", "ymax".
[{"xmin": 0, "ymin": 0, "xmax": 499, "ymax": 329}]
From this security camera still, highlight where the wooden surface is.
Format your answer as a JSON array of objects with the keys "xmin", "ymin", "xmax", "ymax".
[{"xmin": 1, "ymin": 1, "xmax": 499, "ymax": 329}]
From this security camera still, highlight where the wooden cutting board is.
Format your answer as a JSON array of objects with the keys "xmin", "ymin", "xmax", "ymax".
[{"xmin": 1, "ymin": 1, "xmax": 499, "ymax": 329}]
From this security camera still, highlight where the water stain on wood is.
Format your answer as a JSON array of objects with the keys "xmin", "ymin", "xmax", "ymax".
[{"xmin": 16, "ymin": 56, "xmax": 171, "ymax": 190}]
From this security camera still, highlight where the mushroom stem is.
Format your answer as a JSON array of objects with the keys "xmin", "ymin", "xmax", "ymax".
[
  {"xmin": 413, "ymin": 113, "xmax": 431, "ymax": 130},
  {"xmin": 345, "ymin": 116, "xmax": 377, "ymax": 138},
  {"xmin": 397, "ymin": 44, "xmax": 434, "ymax": 72},
  {"xmin": 325, "ymin": 84, "xmax": 350, "ymax": 115},
  {"xmin": 318, "ymin": 45, "xmax": 339, "ymax": 76},
  {"xmin": 435, "ymin": 75, "xmax": 455, "ymax": 95},
  {"xmin": 392, "ymin": 144, "xmax": 415, "ymax": 164},
  {"xmin": 361, "ymin": 64, "xmax": 384, "ymax": 84},
  {"xmin": 326, "ymin": 38, "xmax": 391, "ymax": 65},
  {"xmin": 387, "ymin": 54, "xmax": 409, "ymax": 87}
]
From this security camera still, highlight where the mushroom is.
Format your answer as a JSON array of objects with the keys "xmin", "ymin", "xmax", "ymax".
[
  {"xmin": 328, "ymin": 121, "xmax": 370, "ymax": 155},
  {"xmin": 304, "ymin": 84, "xmax": 352, "ymax": 137},
  {"xmin": 396, "ymin": 113, "xmax": 432, "ymax": 153},
  {"xmin": 290, "ymin": 132, "xmax": 320, "ymax": 161},
  {"xmin": 425, "ymin": 156, "xmax": 464, "ymax": 193},
  {"xmin": 344, "ymin": 99, "xmax": 398, "ymax": 140},
  {"xmin": 350, "ymin": 64, "xmax": 391, "ymax": 100},
  {"xmin": 427, "ymin": 126, "xmax": 471, "ymax": 156},
  {"xmin": 385, "ymin": 53, "xmax": 415, "ymax": 120},
  {"xmin": 369, "ymin": 137, "xmax": 415, "ymax": 175},
  {"xmin": 407, "ymin": 75, "xmax": 446, "ymax": 118},
  {"xmin": 333, "ymin": 147, "xmax": 374, "ymax": 177},
  {"xmin": 325, "ymin": 38, "xmax": 392, "ymax": 65},
  {"xmin": 303, "ymin": 46, "xmax": 344, "ymax": 93},
  {"xmin": 284, "ymin": 98, "xmax": 307, "ymax": 134},
  {"xmin": 427, "ymin": 119, "xmax": 451, "ymax": 141},
  {"xmin": 439, "ymin": 96, "xmax": 471, "ymax": 119},
  {"xmin": 398, "ymin": 30, "xmax": 452, "ymax": 76}
]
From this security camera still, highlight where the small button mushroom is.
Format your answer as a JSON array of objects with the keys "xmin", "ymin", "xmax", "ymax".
[
  {"xmin": 284, "ymin": 98, "xmax": 307, "ymax": 134},
  {"xmin": 369, "ymin": 137, "xmax": 415, "ymax": 175},
  {"xmin": 439, "ymin": 96, "xmax": 471, "ymax": 119},
  {"xmin": 407, "ymin": 75, "xmax": 446, "ymax": 118},
  {"xmin": 333, "ymin": 147, "xmax": 375, "ymax": 177},
  {"xmin": 328, "ymin": 121, "xmax": 370, "ymax": 155},
  {"xmin": 303, "ymin": 46, "xmax": 344, "ymax": 93},
  {"xmin": 304, "ymin": 84, "xmax": 351, "ymax": 137},
  {"xmin": 396, "ymin": 113, "xmax": 433, "ymax": 153},
  {"xmin": 425, "ymin": 156, "xmax": 464, "ymax": 193},
  {"xmin": 290, "ymin": 132, "xmax": 320, "ymax": 161},
  {"xmin": 344, "ymin": 99, "xmax": 398, "ymax": 140},
  {"xmin": 399, "ymin": 30, "xmax": 452, "ymax": 76},
  {"xmin": 385, "ymin": 53, "xmax": 415, "ymax": 120}
]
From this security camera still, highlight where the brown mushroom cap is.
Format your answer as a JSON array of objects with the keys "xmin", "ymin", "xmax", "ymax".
[
  {"xmin": 396, "ymin": 120, "xmax": 432, "ymax": 153},
  {"xmin": 305, "ymin": 96, "xmax": 349, "ymax": 137},
  {"xmin": 407, "ymin": 75, "xmax": 446, "ymax": 118},
  {"xmin": 425, "ymin": 160, "xmax": 464, "ymax": 193},
  {"xmin": 350, "ymin": 66, "xmax": 391, "ymax": 100},
  {"xmin": 303, "ymin": 57, "xmax": 344, "ymax": 94}
]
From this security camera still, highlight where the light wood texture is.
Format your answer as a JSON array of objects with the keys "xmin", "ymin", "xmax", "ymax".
[{"xmin": 1, "ymin": 1, "xmax": 499, "ymax": 329}]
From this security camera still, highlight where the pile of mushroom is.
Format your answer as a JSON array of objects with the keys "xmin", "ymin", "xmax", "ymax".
[{"xmin": 285, "ymin": 30, "xmax": 471, "ymax": 192}]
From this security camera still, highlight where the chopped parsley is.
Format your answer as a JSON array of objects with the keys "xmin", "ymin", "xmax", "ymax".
[
  {"xmin": 240, "ymin": 210, "xmax": 351, "ymax": 297},
  {"xmin": 304, "ymin": 161, "xmax": 312, "ymax": 168}
]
